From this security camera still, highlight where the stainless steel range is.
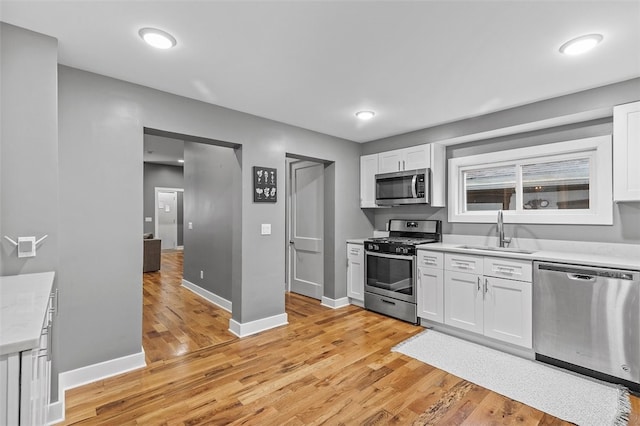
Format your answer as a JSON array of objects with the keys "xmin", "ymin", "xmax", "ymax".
[{"xmin": 364, "ymin": 219, "xmax": 441, "ymax": 324}]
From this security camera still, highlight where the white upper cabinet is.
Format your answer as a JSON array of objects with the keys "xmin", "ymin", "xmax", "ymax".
[
  {"xmin": 360, "ymin": 143, "xmax": 446, "ymax": 208},
  {"xmin": 613, "ymin": 101, "xmax": 640, "ymax": 202},
  {"xmin": 360, "ymin": 154, "xmax": 379, "ymax": 208},
  {"xmin": 378, "ymin": 145, "xmax": 430, "ymax": 173}
]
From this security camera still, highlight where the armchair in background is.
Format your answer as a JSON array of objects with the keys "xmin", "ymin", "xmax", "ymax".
[{"xmin": 143, "ymin": 233, "xmax": 161, "ymax": 272}]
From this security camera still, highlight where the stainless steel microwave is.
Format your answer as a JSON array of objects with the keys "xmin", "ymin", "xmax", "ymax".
[{"xmin": 375, "ymin": 168, "xmax": 430, "ymax": 206}]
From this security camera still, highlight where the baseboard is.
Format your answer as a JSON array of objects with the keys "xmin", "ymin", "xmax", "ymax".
[
  {"xmin": 228, "ymin": 313, "xmax": 288, "ymax": 338},
  {"xmin": 321, "ymin": 296, "xmax": 350, "ymax": 309},
  {"xmin": 47, "ymin": 348, "xmax": 146, "ymax": 425},
  {"xmin": 182, "ymin": 279, "xmax": 232, "ymax": 312}
]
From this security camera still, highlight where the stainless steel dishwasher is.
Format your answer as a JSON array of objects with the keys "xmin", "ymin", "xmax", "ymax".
[{"xmin": 533, "ymin": 261, "xmax": 640, "ymax": 390}]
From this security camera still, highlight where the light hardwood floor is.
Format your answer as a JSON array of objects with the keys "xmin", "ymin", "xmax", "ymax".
[{"xmin": 59, "ymin": 251, "xmax": 639, "ymax": 425}]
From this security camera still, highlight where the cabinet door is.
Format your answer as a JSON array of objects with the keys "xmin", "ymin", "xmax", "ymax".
[
  {"xmin": 360, "ymin": 154, "xmax": 379, "ymax": 208},
  {"xmin": 417, "ymin": 266, "xmax": 444, "ymax": 323},
  {"xmin": 402, "ymin": 145, "xmax": 430, "ymax": 171},
  {"xmin": 613, "ymin": 101, "xmax": 640, "ymax": 201},
  {"xmin": 347, "ymin": 244, "xmax": 364, "ymax": 301},
  {"xmin": 483, "ymin": 277, "xmax": 532, "ymax": 348},
  {"xmin": 444, "ymin": 270, "xmax": 483, "ymax": 333},
  {"xmin": 378, "ymin": 151, "xmax": 403, "ymax": 173}
]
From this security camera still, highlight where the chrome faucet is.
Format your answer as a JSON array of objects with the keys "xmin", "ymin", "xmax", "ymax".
[{"xmin": 497, "ymin": 210, "xmax": 511, "ymax": 248}]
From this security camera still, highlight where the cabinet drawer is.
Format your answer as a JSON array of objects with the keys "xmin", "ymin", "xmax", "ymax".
[
  {"xmin": 347, "ymin": 243, "xmax": 362, "ymax": 257},
  {"xmin": 484, "ymin": 257, "xmax": 532, "ymax": 282},
  {"xmin": 445, "ymin": 253, "xmax": 483, "ymax": 274},
  {"xmin": 417, "ymin": 250, "xmax": 443, "ymax": 269}
]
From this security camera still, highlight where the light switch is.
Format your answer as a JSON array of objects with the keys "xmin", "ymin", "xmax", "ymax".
[
  {"xmin": 188, "ymin": 222, "xmax": 193, "ymax": 230},
  {"xmin": 261, "ymin": 224, "xmax": 271, "ymax": 235},
  {"xmin": 145, "ymin": 217, "xmax": 153, "ymax": 222}
]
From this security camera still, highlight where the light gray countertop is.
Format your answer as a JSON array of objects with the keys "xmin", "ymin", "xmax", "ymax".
[
  {"xmin": 0, "ymin": 271, "xmax": 54, "ymax": 355},
  {"xmin": 346, "ymin": 238, "xmax": 366, "ymax": 244},
  {"xmin": 417, "ymin": 243, "xmax": 640, "ymax": 271}
]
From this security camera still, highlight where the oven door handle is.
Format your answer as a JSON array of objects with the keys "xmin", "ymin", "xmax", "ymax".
[{"xmin": 366, "ymin": 252, "xmax": 414, "ymax": 261}]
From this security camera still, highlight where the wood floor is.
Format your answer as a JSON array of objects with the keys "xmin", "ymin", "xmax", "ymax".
[{"xmin": 59, "ymin": 251, "xmax": 640, "ymax": 425}]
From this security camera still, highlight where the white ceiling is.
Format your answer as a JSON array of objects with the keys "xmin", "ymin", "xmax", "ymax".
[
  {"xmin": 2, "ymin": 1, "xmax": 639, "ymax": 143},
  {"xmin": 143, "ymin": 134, "xmax": 184, "ymax": 166}
]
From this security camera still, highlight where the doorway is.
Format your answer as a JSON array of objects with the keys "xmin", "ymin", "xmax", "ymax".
[
  {"xmin": 286, "ymin": 158, "xmax": 328, "ymax": 300},
  {"xmin": 155, "ymin": 187, "xmax": 184, "ymax": 250}
]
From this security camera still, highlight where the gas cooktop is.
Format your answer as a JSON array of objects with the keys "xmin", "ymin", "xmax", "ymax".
[{"xmin": 365, "ymin": 219, "xmax": 442, "ymax": 255}]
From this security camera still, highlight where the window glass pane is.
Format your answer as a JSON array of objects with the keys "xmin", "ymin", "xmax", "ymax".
[
  {"xmin": 522, "ymin": 158, "xmax": 589, "ymax": 210},
  {"xmin": 464, "ymin": 166, "xmax": 516, "ymax": 211}
]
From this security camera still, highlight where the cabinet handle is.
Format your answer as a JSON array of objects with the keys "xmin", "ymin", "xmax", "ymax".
[
  {"xmin": 454, "ymin": 262, "xmax": 470, "ymax": 269},
  {"xmin": 397, "ymin": 161, "xmax": 401, "ymax": 171},
  {"xmin": 402, "ymin": 160, "xmax": 406, "ymax": 170},
  {"xmin": 484, "ymin": 278, "xmax": 489, "ymax": 295},
  {"xmin": 477, "ymin": 276, "xmax": 481, "ymax": 292}
]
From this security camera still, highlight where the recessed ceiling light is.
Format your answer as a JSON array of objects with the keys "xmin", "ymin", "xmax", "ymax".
[
  {"xmin": 139, "ymin": 27, "xmax": 177, "ymax": 49},
  {"xmin": 355, "ymin": 111, "xmax": 375, "ymax": 120},
  {"xmin": 559, "ymin": 34, "xmax": 603, "ymax": 55},
  {"xmin": 178, "ymin": 159, "xmax": 185, "ymax": 163}
]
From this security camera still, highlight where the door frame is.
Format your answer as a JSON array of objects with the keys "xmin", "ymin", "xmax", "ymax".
[
  {"xmin": 285, "ymin": 157, "xmax": 330, "ymax": 300},
  {"xmin": 154, "ymin": 187, "xmax": 184, "ymax": 248}
]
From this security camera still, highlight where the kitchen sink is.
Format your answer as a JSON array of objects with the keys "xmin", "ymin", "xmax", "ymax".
[{"xmin": 456, "ymin": 245, "xmax": 536, "ymax": 254}]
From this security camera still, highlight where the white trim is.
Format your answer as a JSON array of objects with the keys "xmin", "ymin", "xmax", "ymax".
[
  {"xmin": 433, "ymin": 108, "xmax": 611, "ymax": 147},
  {"xmin": 47, "ymin": 348, "xmax": 146, "ymax": 425},
  {"xmin": 228, "ymin": 314, "xmax": 288, "ymax": 338},
  {"xmin": 448, "ymin": 135, "xmax": 613, "ymax": 225},
  {"xmin": 320, "ymin": 296, "xmax": 350, "ymax": 309},
  {"xmin": 182, "ymin": 279, "xmax": 232, "ymax": 312}
]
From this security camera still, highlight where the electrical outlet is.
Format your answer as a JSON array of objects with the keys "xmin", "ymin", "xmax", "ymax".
[
  {"xmin": 200, "ymin": 270, "xmax": 204, "ymax": 279},
  {"xmin": 261, "ymin": 224, "xmax": 271, "ymax": 235},
  {"xmin": 188, "ymin": 222, "xmax": 193, "ymax": 230}
]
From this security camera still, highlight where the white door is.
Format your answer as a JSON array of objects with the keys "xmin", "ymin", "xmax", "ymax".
[
  {"xmin": 483, "ymin": 277, "xmax": 533, "ymax": 348},
  {"xmin": 417, "ymin": 266, "xmax": 444, "ymax": 323},
  {"xmin": 289, "ymin": 161, "xmax": 324, "ymax": 300},
  {"xmin": 346, "ymin": 243, "xmax": 364, "ymax": 301},
  {"xmin": 157, "ymin": 191, "xmax": 177, "ymax": 250},
  {"xmin": 402, "ymin": 145, "xmax": 430, "ymax": 171},
  {"xmin": 444, "ymin": 270, "xmax": 484, "ymax": 333},
  {"xmin": 378, "ymin": 151, "xmax": 403, "ymax": 173}
]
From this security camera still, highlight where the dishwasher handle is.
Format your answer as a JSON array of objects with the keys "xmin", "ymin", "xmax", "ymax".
[
  {"xmin": 568, "ymin": 273, "xmax": 596, "ymax": 282},
  {"xmin": 536, "ymin": 262, "xmax": 638, "ymax": 281}
]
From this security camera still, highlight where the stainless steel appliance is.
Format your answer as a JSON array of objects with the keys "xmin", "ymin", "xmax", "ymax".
[
  {"xmin": 364, "ymin": 219, "xmax": 441, "ymax": 323},
  {"xmin": 534, "ymin": 261, "xmax": 640, "ymax": 391},
  {"xmin": 375, "ymin": 168, "xmax": 430, "ymax": 206}
]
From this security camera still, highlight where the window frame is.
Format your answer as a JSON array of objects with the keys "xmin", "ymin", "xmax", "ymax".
[{"xmin": 448, "ymin": 135, "xmax": 612, "ymax": 225}]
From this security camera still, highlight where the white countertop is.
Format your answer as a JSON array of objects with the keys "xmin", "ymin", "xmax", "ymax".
[
  {"xmin": 346, "ymin": 238, "xmax": 366, "ymax": 244},
  {"xmin": 417, "ymin": 242, "xmax": 640, "ymax": 271},
  {"xmin": 0, "ymin": 272, "xmax": 55, "ymax": 355}
]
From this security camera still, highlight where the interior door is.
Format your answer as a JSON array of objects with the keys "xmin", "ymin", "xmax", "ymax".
[
  {"xmin": 289, "ymin": 161, "xmax": 324, "ymax": 300},
  {"xmin": 157, "ymin": 191, "xmax": 177, "ymax": 250}
]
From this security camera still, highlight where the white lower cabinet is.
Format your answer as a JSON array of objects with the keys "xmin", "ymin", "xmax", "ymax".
[
  {"xmin": 443, "ymin": 270, "xmax": 484, "ymax": 333},
  {"xmin": 347, "ymin": 243, "xmax": 364, "ymax": 302},
  {"xmin": 483, "ymin": 276, "xmax": 532, "ymax": 347},
  {"xmin": 431, "ymin": 252, "xmax": 533, "ymax": 348},
  {"xmin": 1, "ymin": 294, "xmax": 53, "ymax": 426},
  {"xmin": 417, "ymin": 251, "xmax": 445, "ymax": 323}
]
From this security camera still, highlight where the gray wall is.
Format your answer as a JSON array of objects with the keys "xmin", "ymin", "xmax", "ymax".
[
  {"xmin": 182, "ymin": 142, "xmax": 241, "ymax": 302},
  {"xmin": 0, "ymin": 23, "xmax": 59, "ymax": 275},
  {"xmin": 54, "ymin": 59, "xmax": 369, "ymax": 377},
  {"xmin": 0, "ymin": 23, "xmax": 61, "ymax": 399},
  {"xmin": 143, "ymin": 162, "xmax": 184, "ymax": 244},
  {"xmin": 363, "ymin": 78, "xmax": 640, "ymax": 245}
]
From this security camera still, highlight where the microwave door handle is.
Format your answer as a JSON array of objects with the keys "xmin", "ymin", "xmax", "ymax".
[{"xmin": 411, "ymin": 175, "xmax": 418, "ymax": 198}]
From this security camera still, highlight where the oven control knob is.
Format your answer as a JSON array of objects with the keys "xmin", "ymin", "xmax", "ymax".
[{"xmin": 374, "ymin": 244, "xmax": 379, "ymax": 251}]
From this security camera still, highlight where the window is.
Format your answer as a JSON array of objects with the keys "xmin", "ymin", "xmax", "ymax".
[{"xmin": 449, "ymin": 135, "xmax": 612, "ymax": 224}]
